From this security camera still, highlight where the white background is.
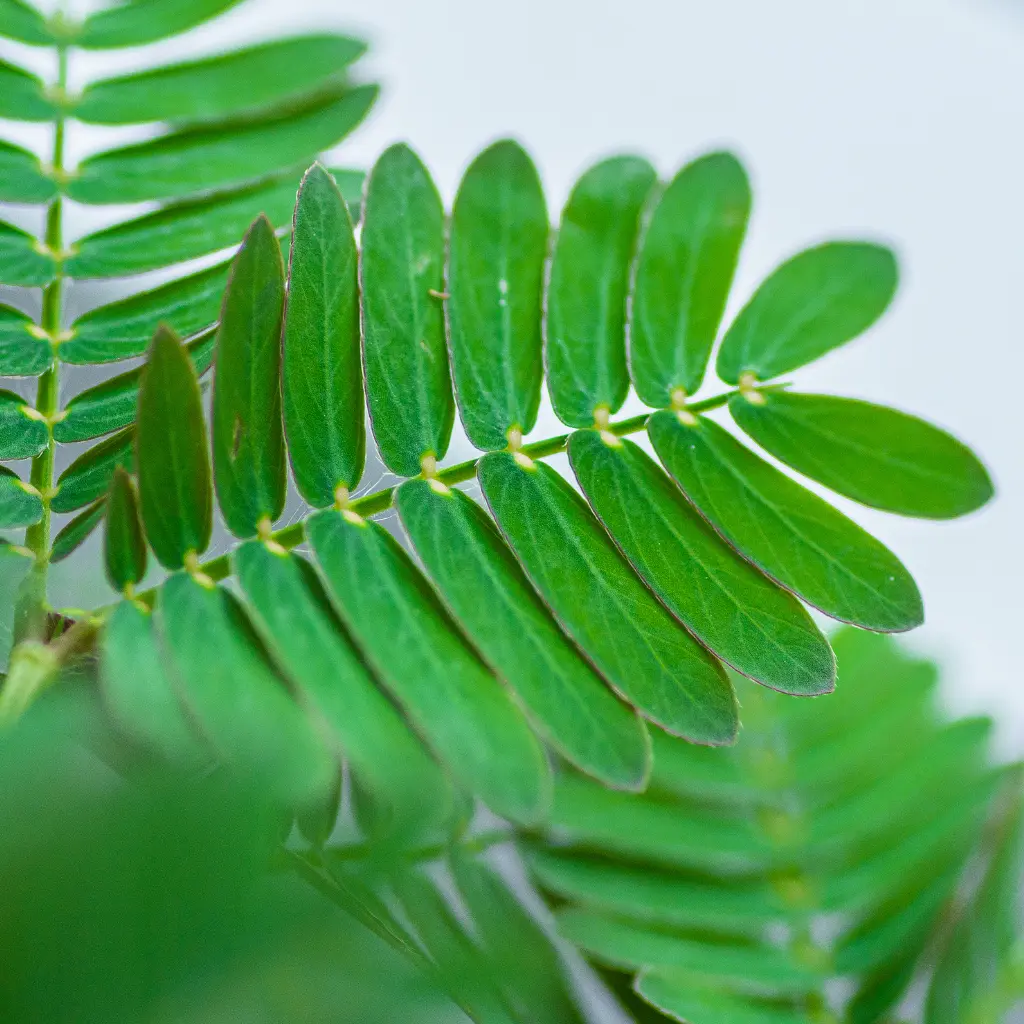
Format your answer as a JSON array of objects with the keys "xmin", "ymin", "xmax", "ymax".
[{"xmin": 5, "ymin": 0, "xmax": 1023, "ymax": 750}]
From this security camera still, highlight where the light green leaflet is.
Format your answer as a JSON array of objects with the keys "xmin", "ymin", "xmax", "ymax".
[
  {"xmin": 0, "ymin": 467, "xmax": 41, "ymax": 529},
  {"xmin": 0, "ymin": 139, "xmax": 55, "ymax": 204},
  {"xmin": 283, "ymin": 165, "xmax": 364, "ymax": 506},
  {"xmin": 0, "ymin": 0, "xmax": 54, "ymax": 46},
  {"xmin": 307, "ymin": 508, "xmax": 551, "ymax": 825},
  {"xmin": 636, "ymin": 974, "xmax": 808, "ymax": 1024},
  {"xmin": 557, "ymin": 909, "xmax": 823, "ymax": 994},
  {"xmin": 104, "ymin": 469, "xmax": 147, "ymax": 594},
  {"xmin": 0, "ymin": 305, "xmax": 51, "ymax": 376},
  {"xmin": 0, "ymin": 219, "xmax": 55, "ymax": 288},
  {"xmin": 56, "ymin": 329, "xmax": 215, "ymax": 444},
  {"xmin": 478, "ymin": 451, "xmax": 738, "ymax": 744},
  {"xmin": 66, "ymin": 86, "xmax": 378, "ymax": 205},
  {"xmin": 50, "ymin": 500, "xmax": 105, "ymax": 565},
  {"xmin": 100, "ymin": 600, "xmax": 200, "ymax": 762},
  {"xmin": 567, "ymin": 429, "xmax": 834, "ymax": 695},
  {"xmin": 158, "ymin": 571, "xmax": 334, "ymax": 806},
  {"xmin": 0, "ymin": 389, "xmax": 48, "ymax": 461},
  {"xmin": 212, "ymin": 216, "xmax": 286, "ymax": 538},
  {"xmin": 546, "ymin": 155, "xmax": 656, "ymax": 427},
  {"xmin": 51, "ymin": 428, "xmax": 134, "ymax": 514},
  {"xmin": 361, "ymin": 144, "xmax": 453, "ymax": 477},
  {"xmin": 76, "ymin": 0, "xmax": 244, "ymax": 49},
  {"xmin": 717, "ymin": 241, "xmax": 899, "ymax": 384},
  {"xmin": 447, "ymin": 140, "xmax": 548, "ymax": 450},
  {"xmin": 630, "ymin": 152, "xmax": 751, "ymax": 405},
  {"xmin": 234, "ymin": 540, "xmax": 453, "ymax": 839},
  {"xmin": 730, "ymin": 391, "xmax": 994, "ymax": 520},
  {"xmin": 396, "ymin": 478, "xmax": 650, "ymax": 791},
  {"xmin": 136, "ymin": 327, "xmax": 212, "ymax": 569},
  {"xmin": 0, "ymin": 57, "xmax": 54, "ymax": 121},
  {"xmin": 76, "ymin": 35, "xmax": 365, "ymax": 125},
  {"xmin": 649, "ymin": 411, "xmax": 924, "ymax": 632}
]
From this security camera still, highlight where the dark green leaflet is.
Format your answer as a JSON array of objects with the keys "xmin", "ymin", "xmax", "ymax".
[
  {"xmin": 66, "ymin": 87, "xmax": 378, "ymax": 205},
  {"xmin": 0, "ymin": 139, "xmax": 55, "ymax": 204},
  {"xmin": 307, "ymin": 508, "xmax": 551, "ymax": 824},
  {"xmin": 730, "ymin": 391, "xmax": 994, "ymax": 520},
  {"xmin": 648, "ymin": 411, "xmax": 924, "ymax": 632},
  {"xmin": 63, "ymin": 263, "xmax": 231, "ymax": 365},
  {"xmin": 546, "ymin": 155, "xmax": 656, "ymax": 427},
  {"xmin": 158, "ymin": 571, "xmax": 334, "ymax": 805},
  {"xmin": 478, "ymin": 451, "xmax": 738, "ymax": 744},
  {"xmin": 0, "ymin": 57, "xmax": 54, "ymax": 121},
  {"xmin": 76, "ymin": 35, "xmax": 366, "ymax": 125},
  {"xmin": 104, "ymin": 469, "xmax": 147, "ymax": 593},
  {"xmin": 630, "ymin": 152, "xmax": 751, "ymax": 405},
  {"xmin": 396, "ymin": 479, "xmax": 650, "ymax": 791},
  {"xmin": 636, "ymin": 975, "xmax": 807, "ymax": 1024},
  {"xmin": 51, "ymin": 428, "xmax": 134, "ymax": 514},
  {"xmin": 76, "ymin": 0, "xmax": 244, "ymax": 49},
  {"xmin": 282, "ymin": 164, "xmax": 364, "ymax": 506},
  {"xmin": 0, "ymin": 305, "xmax": 51, "ymax": 376},
  {"xmin": 717, "ymin": 242, "xmax": 899, "ymax": 384},
  {"xmin": 360, "ymin": 144, "xmax": 454, "ymax": 477},
  {"xmin": 0, "ymin": 219, "xmax": 55, "ymax": 288},
  {"xmin": 100, "ymin": 600, "xmax": 201, "ymax": 761},
  {"xmin": 211, "ymin": 216, "xmax": 287, "ymax": 537},
  {"xmin": 0, "ymin": 541, "xmax": 30, "ymax": 666},
  {"xmin": 234, "ymin": 540, "xmax": 453, "ymax": 839},
  {"xmin": 447, "ymin": 140, "xmax": 548, "ymax": 450},
  {"xmin": 50, "ymin": 500, "xmax": 105, "ymax": 564},
  {"xmin": 0, "ymin": 389, "xmax": 48, "ymax": 461},
  {"xmin": 568, "ymin": 430, "xmax": 835, "ymax": 695},
  {"xmin": 56, "ymin": 329, "xmax": 215, "ymax": 444},
  {"xmin": 136, "ymin": 327, "xmax": 212, "ymax": 569},
  {"xmin": 0, "ymin": 466, "xmax": 42, "ymax": 529},
  {"xmin": 0, "ymin": 0, "xmax": 54, "ymax": 46}
]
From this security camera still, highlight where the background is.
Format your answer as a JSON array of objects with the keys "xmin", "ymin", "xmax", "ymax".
[{"xmin": 5, "ymin": 0, "xmax": 1022, "ymax": 749}]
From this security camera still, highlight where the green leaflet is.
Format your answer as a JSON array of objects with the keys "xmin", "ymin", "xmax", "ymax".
[
  {"xmin": 0, "ymin": 466, "xmax": 42, "ymax": 529},
  {"xmin": 556, "ymin": 909, "xmax": 822, "ymax": 995},
  {"xmin": 66, "ymin": 87, "xmax": 378, "ymax": 205},
  {"xmin": 648, "ymin": 411, "xmax": 924, "ymax": 632},
  {"xmin": 76, "ymin": 35, "xmax": 366, "ymax": 125},
  {"xmin": 0, "ymin": 305, "xmax": 51, "ymax": 376},
  {"xmin": 717, "ymin": 242, "xmax": 899, "ymax": 383},
  {"xmin": 0, "ymin": 139, "xmax": 56, "ymax": 204},
  {"xmin": 63, "ymin": 263, "xmax": 231, "ymax": 365},
  {"xmin": 282, "ymin": 164, "xmax": 364, "ymax": 506},
  {"xmin": 51, "ymin": 428, "xmax": 134, "ymax": 514},
  {"xmin": 730, "ymin": 391, "xmax": 994, "ymax": 520},
  {"xmin": 447, "ymin": 140, "xmax": 548, "ymax": 450},
  {"xmin": 136, "ymin": 327, "xmax": 212, "ymax": 569},
  {"xmin": 56, "ymin": 329, "xmax": 215, "ymax": 444},
  {"xmin": 0, "ymin": 388, "xmax": 48, "ymax": 461},
  {"xmin": 100, "ymin": 600, "xmax": 201, "ymax": 762},
  {"xmin": 234, "ymin": 540, "xmax": 452, "ymax": 839},
  {"xmin": 104, "ymin": 469, "xmax": 147, "ymax": 594},
  {"xmin": 0, "ymin": 57, "xmax": 54, "ymax": 121},
  {"xmin": 157, "ymin": 571, "xmax": 334, "ymax": 806},
  {"xmin": 50, "ymin": 499, "xmax": 105, "ymax": 564},
  {"xmin": 0, "ymin": 219, "xmax": 55, "ymax": 288},
  {"xmin": 76, "ymin": 0, "xmax": 244, "ymax": 49},
  {"xmin": 360, "ymin": 144, "xmax": 454, "ymax": 477},
  {"xmin": 478, "ymin": 451, "xmax": 738, "ymax": 745},
  {"xmin": 0, "ymin": 0, "xmax": 55, "ymax": 46},
  {"xmin": 0, "ymin": 541, "xmax": 32, "ymax": 668},
  {"xmin": 636, "ymin": 974, "xmax": 809, "ymax": 1024},
  {"xmin": 567, "ymin": 429, "xmax": 835, "ymax": 696},
  {"xmin": 307, "ymin": 508, "xmax": 551, "ymax": 825},
  {"xmin": 211, "ymin": 215, "xmax": 287, "ymax": 537},
  {"xmin": 630, "ymin": 152, "xmax": 751, "ymax": 405},
  {"xmin": 546, "ymin": 155, "xmax": 656, "ymax": 427},
  {"xmin": 396, "ymin": 478, "xmax": 650, "ymax": 791}
]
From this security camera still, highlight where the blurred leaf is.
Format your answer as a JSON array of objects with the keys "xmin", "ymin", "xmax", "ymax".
[
  {"xmin": 0, "ymin": 139, "xmax": 56, "ymax": 204},
  {"xmin": 635, "ymin": 974, "xmax": 809, "ymax": 1024},
  {"xmin": 0, "ymin": 388, "xmax": 48, "ymax": 460},
  {"xmin": 0, "ymin": 0, "xmax": 55, "ymax": 46},
  {"xmin": 0, "ymin": 305, "xmax": 51, "ymax": 376},
  {"xmin": 0, "ymin": 540, "xmax": 32, "ymax": 666},
  {"xmin": 50, "ymin": 499, "xmax": 105, "ymax": 565},
  {"xmin": 52, "ymin": 429, "xmax": 134, "ymax": 514},
  {"xmin": 77, "ymin": 0, "xmax": 245, "ymax": 49},
  {"xmin": 104, "ymin": 468, "xmax": 147, "ymax": 593},
  {"xmin": 0, "ymin": 466, "xmax": 42, "ymax": 528},
  {"xmin": 0, "ymin": 218, "xmax": 55, "ymax": 287},
  {"xmin": 0, "ymin": 56, "xmax": 54, "ymax": 120}
]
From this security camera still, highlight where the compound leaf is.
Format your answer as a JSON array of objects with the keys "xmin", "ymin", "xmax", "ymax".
[
  {"xmin": 0, "ymin": 388, "xmax": 48, "ymax": 461},
  {"xmin": 104, "ymin": 468, "xmax": 148, "ymax": 594}
]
